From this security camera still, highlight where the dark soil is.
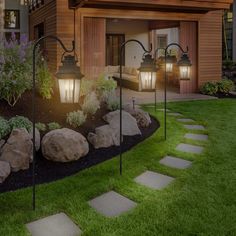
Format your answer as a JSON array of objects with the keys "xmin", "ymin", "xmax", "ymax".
[
  {"xmin": 0, "ymin": 91, "xmax": 160, "ymax": 193},
  {"xmin": 216, "ymin": 93, "xmax": 236, "ymax": 99}
]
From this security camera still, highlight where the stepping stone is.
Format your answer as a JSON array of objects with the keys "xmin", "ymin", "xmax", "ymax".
[
  {"xmin": 88, "ymin": 191, "xmax": 137, "ymax": 217},
  {"xmin": 26, "ymin": 213, "xmax": 82, "ymax": 236},
  {"xmin": 159, "ymin": 156, "xmax": 192, "ymax": 169},
  {"xmin": 156, "ymin": 108, "xmax": 170, "ymax": 112},
  {"xmin": 168, "ymin": 112, "xmax": 183, "ymax": 117},
  {"xmin": 134, "ymin": 170, "xmax": 174, "ymax": 190},
  {"xmin": 177, "ymin": 118, "xmax": 194, "ymax": 123},
  {"xmin": 176, "ymin": 143, "xmax": 204, "ymax": 154},
  {"xmin": 184, "ymin": 125, "xmax": 206, "ymax": 130},
  {"xmin": 185, "ymin": 133, "xmax": 208, "ymax": 141}
]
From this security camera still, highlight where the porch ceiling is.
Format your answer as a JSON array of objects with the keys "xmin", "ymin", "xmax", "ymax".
[{"xmin": 69, "ymin": 0, "xmax": 233, "ymax": 11}]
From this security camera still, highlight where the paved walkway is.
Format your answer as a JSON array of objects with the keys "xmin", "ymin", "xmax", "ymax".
[
  {"xmin": 26, "ymin": 107, "xmax": 209, "ymax": 236},
  {"xmin": 119, "ymin": 88, "xmax": 217, "ymax": 105}
]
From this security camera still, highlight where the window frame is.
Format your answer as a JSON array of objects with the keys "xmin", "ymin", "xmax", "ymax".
[{"xmin": 4, "ymin": 9, "xmax": 20, "ymax": 30}]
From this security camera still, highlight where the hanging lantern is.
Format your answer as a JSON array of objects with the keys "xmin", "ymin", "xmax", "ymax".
[
  {"xmin": 138, "ymin": 54, "xmax": 158, "ymax": 91},
  {"xmin": 166, "ymin": 54, "xmax": 177, "ymax": 73},
  {"xmin": 55, "ymin": 55, "xmax": 84, "ymax": 103},
  {"xmin": 177, "ymin": 53, "xmax": 192, "ymax": 80}
]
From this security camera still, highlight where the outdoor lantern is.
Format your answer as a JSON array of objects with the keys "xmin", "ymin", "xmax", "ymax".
[
  {"xmin": 56, "ymin": 54, "xmax": 84, "ymax": 103},
  {"xmin": 138, "ymin": 54, "xmax": 158, "ymax": 91},
  {"xmin": 165, "ymin": 54, "xmax": 177, "ymax": 73},
  {"xmin": 177, "ymin": 53, "xmax": 192, "ymax": 80}
]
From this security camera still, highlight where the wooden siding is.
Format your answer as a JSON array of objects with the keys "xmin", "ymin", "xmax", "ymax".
[
  {"xmin": 72, "ymin": 0, "xmax": 232, "ymax": 10},
  {"xmin": 82, "ymin": 17, "xmax": 106, "ymax": 79},
  {"xmin": 198, "ymin": 10, "xmax": 223, "ymax": 87},
  {"xmin": 179, "ymin": 21, "xmax": 198, "ymax": 93},
  {"xmin": 29, "ymin": 0, "xmax": 57, "ymax": 71}
]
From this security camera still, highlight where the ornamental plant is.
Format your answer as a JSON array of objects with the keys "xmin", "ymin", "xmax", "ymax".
[
  {"xmin": 0, "ymin": 117, "xmax": 11, "ymax": 139},
  {"xmin": 66, "ymin": 110, "xmax": 87, "ymax": 128},
  {"xmin": 82, "ymin": 91, "xmax": 100, "ymax": 116},
  {"xmin": 8, "ymin": 115, "xmax": 32, "ymax": 132},
  {"xmin": 0, "ymin": 33, "xmax": 35, "ymax": 106}
]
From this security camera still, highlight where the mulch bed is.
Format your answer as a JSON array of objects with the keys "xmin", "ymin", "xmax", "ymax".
[{"xmin": 0, "ymin": 91, "xmax": 160, "ymax": 193}]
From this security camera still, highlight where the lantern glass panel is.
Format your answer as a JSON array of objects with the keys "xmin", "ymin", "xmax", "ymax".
[
  {"xmin": 179, "ymin": 66, "xmax": 191, "ymax": 79},
  {"xmin": 166, "ymin": 63, "xmax": 173, "ymax": 73},
  {"xmin": 58, "ymin": 78, "xmax": 81, "ymax": 103},
  {"xmin": 140, "ymin": 72, "xmax": 157, "ymax": 90}
]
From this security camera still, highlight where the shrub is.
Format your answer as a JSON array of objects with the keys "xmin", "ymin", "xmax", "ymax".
[
  {"xmin": 37, "ymin": 61, "xmax": 53, "ymax": 99},
  {"xmin": 47, "ymin": 122, "xmax": 61, "ymax": 130},
  {"xmin": 0, "ymin": 117, "xmax": 11, "ymax": 139},
  {"xmin": 96, "ymin": 74, "xmax": 117, "ymax": 102},
  {"xmin": 8, "ymin": 115, "xmax": 32, "ymax": 132},
  {"xmin": 223, "ymin": 60, "xmax": 236, "ymax": 70},
  {"xmin": 0, "ymin": 34, "xmax": 38, "ymax": 106},
  {"xmin": 200, "ymin": 82, "xmax": 218, "ymax": 96},
  {"xmin": 35, "ymin": 122, "xmax": 46, "ymax": 132},
  {"xmin": 80, "ymin": 79, "xmax": 96, "ymax": 97},
  {"xmin": 217, "ymin": 79, "xmax": 235, "ymax": 94},
  {"xmin": 66, "ymin": 110, "xmax": 87, "ymax": 128},
  {"xmin": 107, "ymin": 91, "xmax": 120, "ymax": 111},
  {"xmin": 82, "ymin": 91, "xmax": 100, "ymax": 115}
]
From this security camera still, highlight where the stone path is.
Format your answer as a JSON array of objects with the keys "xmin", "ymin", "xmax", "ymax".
[
  {"xmin": 159, "ymin": 156, "xmax": 192, "ymax": 169},
  {"xmin": 26, "ymin": 108, "xmax": 209, "ymax": 235},
  {"xmin": 88, "ymin": 191, "xmax": 137, "ymax": 217},
  {"xmin": 26, "ymin": 213, "xmax": 82, "ymax": 236}
]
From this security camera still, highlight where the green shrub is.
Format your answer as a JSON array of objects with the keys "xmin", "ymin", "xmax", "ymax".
[
  {"xmin": 80, "ymin": 79, "xmax": 96, "ymax": 97},
  {"xmin": 35, "ymin": 122, "xmax": 46, "ymax": 132},
  {"xmin": 217, "ymin": 79, "xmax": 235, "ymax": 94},
  {"xmin": 82, "ymin": 91, "xmax": 100, "ymax": 115},
  {"xmin": 37, "ymin": 62, "xmax": 54, "ymax": 99},
  {"xmin": 223, "ymin": 60, "xmax": 236, "ymax": 70},
  {"xmin": 107, "ymin": 91, "xmax": 120, "ymax": 111},
  {"xmin": 8, "ymin": 116, "xmax": 32, "ymax": 132},
  {"xmin": 200, "ymin": 82, "xmax": 218, "ymax": 96},
  {"xmin": 47, "ymin": 122, "xmax": 61, "ymax": 131},
  {"xmin": 96, "ymin": 74, "xmax": 117, "ymax": 101},
  {"xmin": 0, "ymin": 117, "xmax": 11, "ymax": 139},
  {"xmin": 0, "ymin": 33, "xmax": 40, "ymax": 106},
  {"xmin": 66, "ymin": 110, "xmax": 87, "ymax": 128}
]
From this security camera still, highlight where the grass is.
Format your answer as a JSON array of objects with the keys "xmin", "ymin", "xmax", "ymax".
[{"xmin": 0, "ymin": 99, "xmax": 236, "ymax": 236}]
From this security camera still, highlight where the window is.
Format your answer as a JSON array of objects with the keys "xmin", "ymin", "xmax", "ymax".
[
  {"xmin": 4, "ymin": 10, "xmax": 20, "ymax": 29},
  {"xmin": 227, "ymin": 12, "xmax": 233, "ymax": 22},
  {"xmin": 157, "ymin": 35, "xmax": 168, "ymax": 49}
]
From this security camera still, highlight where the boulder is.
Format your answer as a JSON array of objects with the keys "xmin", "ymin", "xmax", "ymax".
[
  {"xmin": 0, "ymin": 161, "xmax": 11, "ymax": 183},
  {"xmin": 42, "ymin": 128, "xmax": 89, "ymax": 162},
  {"xmin": 88, "ymin": 125, "xmax": 121, "ymax": 149},
  {"xmin": 124, "ymin": 105, "xmax": 151, "ymax": 128},
  {"xmin": 0, "ymin": 128, "xmax": 33, "ymax": 172},
  {"xmin": 103, "ymin": 110, "xmax": 141, "ymax": 136},
  {"xmin": 29, "ymin": 128, "xmax": 41, "ymax": 151}
]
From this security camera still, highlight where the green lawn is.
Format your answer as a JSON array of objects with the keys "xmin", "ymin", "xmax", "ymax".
[{"xmin": 0, "ymin": 99, "xmax": 236, "ymax": 236}]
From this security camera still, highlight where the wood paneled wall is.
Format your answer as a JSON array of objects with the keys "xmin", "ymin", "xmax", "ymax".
[
  {"xmin": 198, "ymin": 10, "xmax": 223, "ymax": 87},
  {"xmin": 29, "ymin": 0, "xmax": 57, "ymax": 71},
  {"xmin": 179, "ymin": 21, "xmax": 198, "ymax": 93},
  {"xmin": 82, "ymin": 17, "xmax": 106, "ymax": 79}
]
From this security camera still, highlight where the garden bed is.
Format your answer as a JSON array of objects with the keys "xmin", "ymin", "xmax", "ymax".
[{"xmin": 0, "ymin": 91, "xmax": 160, "ymax": 193}]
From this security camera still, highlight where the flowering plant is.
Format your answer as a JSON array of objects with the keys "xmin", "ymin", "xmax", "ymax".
[{"xmin": 0, "ymin": 33, "xmax": 39, "ymax": 106}]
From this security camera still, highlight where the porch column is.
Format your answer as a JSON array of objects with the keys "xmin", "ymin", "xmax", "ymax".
[{"xmin": 179, "ymin": 21, "xmax": 198, "ymax": 93}]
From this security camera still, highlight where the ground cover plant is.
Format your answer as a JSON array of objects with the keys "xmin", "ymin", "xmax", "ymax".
[{"xmin": 0, "ymin": 99, "xmax": 235, "ymax": 235}]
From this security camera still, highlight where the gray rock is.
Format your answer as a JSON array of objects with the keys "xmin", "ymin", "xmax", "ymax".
[
  {"xmin": 0, "ymin": 139, "xmax": 5, "ymax": 150},
  {"xmin": 0, "ymin": 128, "xmax": 33, "ymax": 172},
  {"xmin": 42, "ymin": 128, "xmax": 89, "ymax": 162},
  {"xmin": 103, "ymin": 110, "xmax": 141, "ymax": 136},
  {"xmin": 124, "ymin": 105, "xmax": 151, "ymax": 128},
  {"xmin": 29, "ymin": 128, "xmax": 41, "ymax": 152},
  {"xmin": 88, "ymin": 125, "xmax": 121, "ymax": 149},
  {"xmin": 0, "ymin": 160, "xmax": 11, "ymax": 183}
]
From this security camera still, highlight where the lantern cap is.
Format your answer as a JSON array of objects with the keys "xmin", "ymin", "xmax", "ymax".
[
  {"xmin": 166, "ymin": 54, "xmax": 177, "ymax": 64},
  {"xmin": 177, "ymin": 53, "xmax": 192, "ymax": 67},
  {"xmin": 138, "ymin": 54, "xmax": 158, "ymax": 72},
  {"xmin": 56, "ymin": 55, "xmax": 84, "ymax": 80}
]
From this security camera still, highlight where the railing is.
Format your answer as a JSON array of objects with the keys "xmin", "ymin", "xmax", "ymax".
[{"xmin": 28, "ymin": 0, "xmax": 44, "ymax": 12}]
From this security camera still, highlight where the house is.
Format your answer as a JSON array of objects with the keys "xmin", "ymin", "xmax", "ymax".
[
  {"xmin": 28, "ymin": 0, "xmax": 233, "ymax": 94},
  {"xmin": 0, "ymin": 0, "xmax": 29, "ymax": 40},
  {"xmin": 223, "ymin": 0, "xmax": 236, "ymax": 61}
]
